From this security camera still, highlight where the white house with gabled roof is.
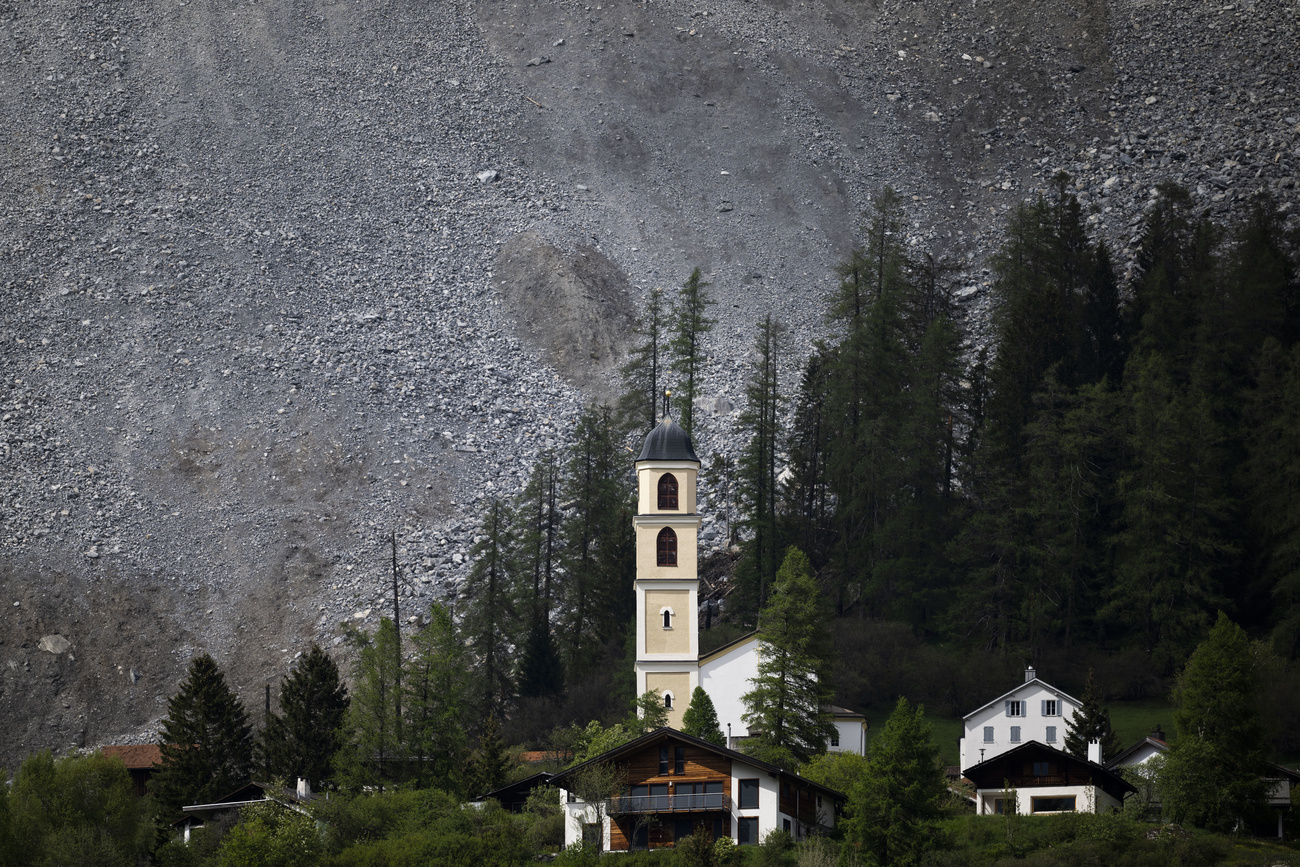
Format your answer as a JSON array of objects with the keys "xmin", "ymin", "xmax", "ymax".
[{"xmin": 959, "ymin": 667, "xmax": 1081, "ymax": 770}]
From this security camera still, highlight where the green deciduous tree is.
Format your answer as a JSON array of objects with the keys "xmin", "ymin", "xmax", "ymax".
[
  {"xmin": 631, "ymin": 691, "xmax": 669, "ymax": 735},
  {"xmin": 742, "ymin": 547, "xmax": 834, "ymax": 766},
  {"xmin": 218, "ymin": 800, "xmax": 322, "ymax": 867},
  {"xmin": 668, "ymin": 268, "xmax": 715, "ymax": 437},
  {"xmin": 1062, "ymin": 669, "xmax": 1122, "ymax": 762},
  {"xmin": 680, "ymin": 686, "xmax": 725, "ymax": 746},
  {"xmin": 153, "ymin": 653, "xmax": 254, "ymax": 812},
  {"xmin": 844, "ymin": 697, "xmax": 945, "ymax": 867},
  {"xmin": 1159, "ymin": 612, "xmax": 1270, "ymax": 830},
  {"xmin": 7, "ymin": 751, "xmax": 152, "ymax": 866},
  {"xmin": 260, "ymin": 643, "xmax": 350, "ymax": 790}
]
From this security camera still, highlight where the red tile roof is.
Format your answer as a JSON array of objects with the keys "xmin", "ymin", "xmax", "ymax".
[{"xmin": 102, "ymin": 744, "xmax": 162, "ymax": 769}]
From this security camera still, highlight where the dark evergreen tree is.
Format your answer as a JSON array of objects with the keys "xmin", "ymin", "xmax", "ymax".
[
  {"xmin": 679, "ymin": 686, "xmax": 725, "ymax": 746},
  {"xmin": 260, "ymin": 643, "xmax": 350, "ymax": 790},
  {"xmin": 466, "ymin": 714, "xmax": 513, "ymax": 797},
  {"xmin": 557, "ymin": 404, "xmax": 635, "ymax": 679},
  {"xmin": 153, "ymin": 653, "xmax": 254, "ymax": 812},
  {"xmin": 460, "ymin": 497, "xmax": 518, "ymax": 719},
  {"xmin": 742, "ymin": 547, "xmax": 835, "ymax": 766},
  {"xmin": 1062, "ymin": 669, "xmax": 1121, "ymax": 762},
  {"xmin": 783, "ymin": 347, "xmax": 834, "ymax": 565},
  {"xmin": 516, "ymin": 613, "xmax": 565, "ymax": 700},
  {"xmin": 845, "ymin": 697, "xmax": 945, "ymax": 867},
  {"xmin": 735, "ymin": 314, "xmax": 786, "ymax": 611},
  {"xmin": 667, "ymin": 268, "xmax": 715, "ymax": 437},
  {"xmin": 1160, "ymin": 613, "xmax": 1270, "ymax": 830},
  {"xmin": 616, "ymin": 286, "xmax": 668, "ymax": 436}
]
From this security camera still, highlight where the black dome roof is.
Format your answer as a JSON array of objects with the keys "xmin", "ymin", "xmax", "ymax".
[{"xmin": 636, "ymin": 416, "xmax": 699, "ymax": 463}]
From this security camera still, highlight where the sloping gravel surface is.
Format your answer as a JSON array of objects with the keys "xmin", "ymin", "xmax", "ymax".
[{"xmin": 0, "ymin": 0, "xmax": 1295, "ymax": 764}]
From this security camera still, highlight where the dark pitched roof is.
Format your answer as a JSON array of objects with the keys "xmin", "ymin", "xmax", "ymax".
[
  {"xmin": 963, "ymin": 741, "xmax": 1136, "ymax": 803},
  {"xmin": 636, "ymin": 416, "xmax": 699, "ymax": 463},
  {"xmin": 550, "ymin": 727, "xmax": 846, "ymax": 802},
  {"xmin": 1108, "ymin": 736, "xmax": 1168, "ymax": 769}
]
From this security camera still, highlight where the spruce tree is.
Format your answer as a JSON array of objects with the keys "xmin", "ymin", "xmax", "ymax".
[
  {"xmin": 260, "ymin": 643, "xmax": 350, "ymax": 790},
  {"xmin": 845, "ymin": 697, "xmax": 945, "ymax": 867},
  {"xmin": 1160, "ymin": 613, "xmax": 1270, "ymax": 830},
  {"xmin": 153, "ymin": 653, "xmax": 254, "ymax": 812},
  {"xmin": 680, "ymin": 686, "xmax": 725, "ymax": 746},
  {"xmin": 517, "ymin": 613, "xmax": 565, "ymax": 700},
  {"xmin": 668, "ymin": 268, "xmax": 715, "ymax": 437},
  {"xmin": 1062, "ymin": 669, "xmax": 1121, "ymax": 761},
  {"xmin": 466, "ymin": 714, "xmax": 513, "ymax": 797},
  {"xmin": 742, "ymin": 547, "xmax": 834, "ymax": 766},
  {"xmin": 460, "ymin": 497, "xmax": 518, "ymax": 720}
]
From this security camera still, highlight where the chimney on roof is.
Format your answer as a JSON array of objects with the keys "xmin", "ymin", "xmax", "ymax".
[
  {"xmin": 1087, "ymin": 739, "xmax": 1101, "ymax": 764},
  {"xmin": 1152, "ymin": 724, "xmax": 1165, "ymax": 741},
  {"xmin": 296, "ymin": 778, "xmax": 311, "ymax": 800},
  {"xmin": 1025, "ymin": 666, "xmax": 1036, "ymax": 683}
]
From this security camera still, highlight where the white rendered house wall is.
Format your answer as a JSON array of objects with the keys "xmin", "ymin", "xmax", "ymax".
[
  {"xmin": 698, "ymin": 637, "xmax": 761, "ymax": 747},
  {"xmin": 960, "ymin": 677, "xmax": 1080, "ymax": 770}
]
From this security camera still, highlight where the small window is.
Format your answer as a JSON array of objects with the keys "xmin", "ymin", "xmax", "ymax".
[
  {"xmin": 992, "ymin": 797, "xmax": 1013, "ymax": 815},
  {"xmin": 674, "ymin": 746, "xmax": 686, "ymax": 775},
  {"xmin": 1042, "ymin": 699, "xmax": 1058, "ymax": 716},
  {"xmin": 1006, "ymin": 700, "xmax": 1024, "ymax": 717},
  {"xmin": 664, "ymin": 692, "xmax": 674, "ymax": 710},
  {"xmin": 737, "ymin": 817, "xmax": 759, "ymax": 845},
  {"xmin": 1010, "ymin": 726, "xmax": 1021, "ymax": 743},
  {"xmin": 830, "ymin": 728, "xmax": 840, "ymax": 747},
  {"xmin": 1032, "ymin": 761, "xmax": 1051, "ymax": 776},
  {"xmin": 657, "ymin": 473, "xmax": 679, "ymax": 510},
  {"xmin": 983, "ymin": 726, "xmax": 994, "ymax": 744},
  {"xmin": 1046, "ymin": 725, "xmax": 1057, "ymax": 743},
  {"xmin": 661, "ymin": 608, "xmax": 673, "ymax": 629},
  {"xmin": 738, "ymin": 779, "xmax": 759, "ymax": 810},
  {"xmin": 657, "ymin": 527, "xmax": 677, "ymax": 566},
  {"xmin": 783, "ymin": 818, "xmax": 791, "ymax": 834},
  {"xmin": 659, "ymin": 745, "xmax": 670, "ymax": 775}
]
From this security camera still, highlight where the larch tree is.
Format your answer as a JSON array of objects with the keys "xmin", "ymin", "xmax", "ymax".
[
  {"xmin": 335, "ymin": 618, "xmax": 404, "ymax": 790},
  {"xmin": 259, "ymin": 643, "xmax": 350, "ymax": 790},
  {"xmin": 403, "ymin": 602, "xmax": 471, "ymax": 792},
  {"xmin": 742, "ymin": 547, "xmax": 834, "ymax": 766},
  {"xmin": 153, "ymin": 653, "xmax": 254, "ymax": 812},
  {"xmin": 616, "ymin": 286, "xmax": 668, "ymax": 436},
  {"xmin": 668, "ymin": 267, "xmax": 715, "ymax": 438}
]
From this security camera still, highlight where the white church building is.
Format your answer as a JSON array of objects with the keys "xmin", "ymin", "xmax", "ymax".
[{"xmin": 631, "ymin": 415, "xmax": 864, "ymax": 754}]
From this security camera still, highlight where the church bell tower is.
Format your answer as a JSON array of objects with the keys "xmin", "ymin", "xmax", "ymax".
[{"xmin": 633, "ymin": 411, "xmax": 701, "ymax": 728}]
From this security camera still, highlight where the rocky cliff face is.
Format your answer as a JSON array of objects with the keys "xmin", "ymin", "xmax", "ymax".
[{"xmin": 0, "ymin": 0, "xmax": 1295, "ymax": 766}]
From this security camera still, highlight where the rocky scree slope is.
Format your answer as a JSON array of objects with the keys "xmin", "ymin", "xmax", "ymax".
[{"xmin": 0, "ymin": 0, "xmax": 1295, "ymax": 766}]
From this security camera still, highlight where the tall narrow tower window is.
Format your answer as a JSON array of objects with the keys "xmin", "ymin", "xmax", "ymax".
[
  {"xmin": 657, "ymin": 473, "xmax": 679, "ymax": 510},
  {"xmin": 662, "ymin": 609, "xmax": 673, "ymax": 629},
  {"xmin": 657, "ymin": 527, "xmax": 677, "ymax": 566}
]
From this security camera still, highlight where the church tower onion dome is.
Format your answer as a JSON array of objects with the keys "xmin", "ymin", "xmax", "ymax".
[{"xmin": 636, "ymin": 416, "xmax": 699, "ymax": 463}]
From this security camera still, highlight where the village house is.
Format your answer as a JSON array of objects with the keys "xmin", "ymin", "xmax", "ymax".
[{"xmin": 959, "ymin": 667, "xmax": 1081, "ymax": 770}]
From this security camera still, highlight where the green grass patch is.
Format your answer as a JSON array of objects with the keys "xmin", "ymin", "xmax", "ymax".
[
  {"xmin": 1108, "ymin": 699, "xmax": 1176, "ymax": 749},
  {"xmin": 861, "ymin": 707, "xmax": 963, "ymax": 767}
]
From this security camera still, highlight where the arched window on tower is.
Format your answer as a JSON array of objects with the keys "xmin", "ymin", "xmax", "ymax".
[
  {"xmin": 657, "ymin": 473, "xmax": 679, "ymax": 510},
  {"xmin": 662, "ymin": 608, "xmax": 673, "ymax": 629},
  {"xmin": 663, "ymin": 692, "xmax": 674, "ymax": 710},
  {"xmin": 657, "ymin": 528, "xmax": 677, "ymax": 566}
]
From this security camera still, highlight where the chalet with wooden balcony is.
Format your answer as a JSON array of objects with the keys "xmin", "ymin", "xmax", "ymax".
[
  {"xmin": 551, "ymin": 728, "xmax": 844, "ymax": 851},
  {"xmin": 963, "ymin": 741, "xmax": 1135, "ymax": 816}
]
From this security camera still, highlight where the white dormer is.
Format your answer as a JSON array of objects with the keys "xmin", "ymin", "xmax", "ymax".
[{"xmin": 959, "ymin": 669, "xmax": 1081, "ymax": 771}]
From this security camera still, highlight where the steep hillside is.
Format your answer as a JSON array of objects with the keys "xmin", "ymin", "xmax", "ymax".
[{"xmin": 0, "ymin": 0, "xmax": 1295, "ymax": 766}]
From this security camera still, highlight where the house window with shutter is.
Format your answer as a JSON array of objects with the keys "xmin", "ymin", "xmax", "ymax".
[
  {"xmin": 1046, "ymin": 725, "xmax": 1057, "ymax": 743},
  {"xmin": 1006, "ymin": 700, "xmax": 1025, "ymax": 717},
  {"xmin": 983, "ymin": 726, "xmax": 994, "ymax": 743},
  {"xmin": 1042, "ymin": 699, "xmax": 1058, "ymax": 716},
  {"xmin": 1010, "ymin": 726, "xmax": 1021, "ymax": 743},
  {"xmin": 658, "ymin": 474, "xmax": 679, "ymax": 510},
  {"xmin": 657, "ymin": 528, "xmax": 677, "ymax": 566}
]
